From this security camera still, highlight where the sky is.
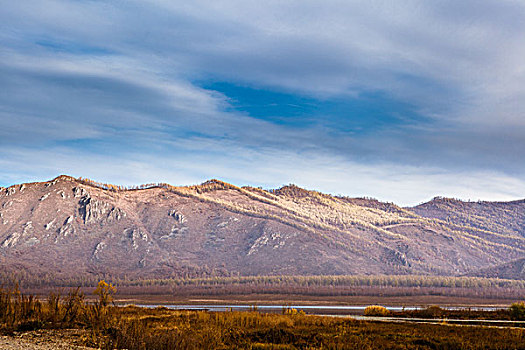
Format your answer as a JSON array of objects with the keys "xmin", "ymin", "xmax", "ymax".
[{"xmin": 1, "ymin": 0, "xmax": 525, "ymax": 205}]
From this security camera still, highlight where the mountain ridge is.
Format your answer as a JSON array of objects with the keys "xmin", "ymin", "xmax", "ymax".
[
  {"xmin": 0, "ymin": 175, "xmax": 523, "ymax": 283},
  {"xmin": 4, "ymin": 175, "xmax": 524, "ymax": 208}
]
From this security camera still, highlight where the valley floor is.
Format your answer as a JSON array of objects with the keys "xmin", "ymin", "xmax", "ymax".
[
  {"xmin": 114, "ymin": 293, "xmax": 519, "ymax": 308},
  {"xmin": 1, "ymin": 311, "xmax": 524, "ymax": 349}
]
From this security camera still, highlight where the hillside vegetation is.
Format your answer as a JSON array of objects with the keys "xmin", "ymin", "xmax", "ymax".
[{"xmin": 0, "ymin": 176, "xmax": 523, "ymax": 284}]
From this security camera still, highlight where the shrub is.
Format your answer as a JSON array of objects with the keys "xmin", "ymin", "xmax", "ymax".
[
  {"xmin": 93, "ymin": 280, "xmax": 116, "ymax": 308},
  {"xmin": 364, "ymin": 305, "xmax": 389, "ymax": 316},
  {"xmin": 510, "ymin": 302, "xmax": 525, "ymax": 320},
  {"xmin": 419, "ymin": 305, "xmax": 445, "ymax": 318}
]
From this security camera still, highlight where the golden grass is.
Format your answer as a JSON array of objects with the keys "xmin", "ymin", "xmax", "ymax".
[
  {"xmin": 2, "ymin": 284, "xmax": 525, "ymax": 349},
  {"xmin": 364, "ymin": 305, "xmax": 389, "ymax": 316}
]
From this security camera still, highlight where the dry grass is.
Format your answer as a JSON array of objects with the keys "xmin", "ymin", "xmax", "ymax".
[
  {"xmin": 0, "ymin": 282, "xmax": 118, "ymax": 346},
  {"xmin": 2, "ymin": 284, "xmax": 525, "ymax": 349},
  {"xmin": 364, "ymin": 305, "xmax": 389, "ymax": 316},
  {"xmin": 91, "ymin": 306, "xmax": 525, "ymax": 350},
  {"xmin": 510, "ymin": 302, "xmax": 525, "ymax": 320}
]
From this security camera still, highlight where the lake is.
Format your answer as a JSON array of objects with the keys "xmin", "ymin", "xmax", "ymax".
[{"xmin": 135, "ymin": 304, "xmax": 501, "ymax": 316}]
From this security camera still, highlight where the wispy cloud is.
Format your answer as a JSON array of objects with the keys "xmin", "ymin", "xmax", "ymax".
[
  {"xmin": 1, "ymin": 0, "xmax": 524, "ymax": 204},
  {"xmin": 2, "ymin": 144, "xmax": 525, "ymax": 206}
]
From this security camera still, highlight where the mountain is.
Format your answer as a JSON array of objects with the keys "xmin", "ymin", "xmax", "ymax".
[
  {"xmin": 411, "ymin": 196, "xmax": 525, "ymax": 239},
  {"xmin": 0, "ymin": 176, "xmax": 523, "ymax": 283},
  {"xmin": 465, "ymin": 258, "xmax": 525, "ymax": 280}
]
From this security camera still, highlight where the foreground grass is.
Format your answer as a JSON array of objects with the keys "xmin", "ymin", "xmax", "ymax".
[
  {"xmin": 103, "ymin": 307, "xmax": 525, "ymax": 349},
  {"xmin": 1, "ymin": 284, "xmax": 525, "ymax": 349}
]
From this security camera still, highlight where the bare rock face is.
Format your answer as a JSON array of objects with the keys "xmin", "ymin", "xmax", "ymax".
[
  {"xmin": 0, "ymin": 175, "xmax": 524, "ymax": 282},
  {"xmin": 77, "ymin": 192, "xmax": 126, "ymax": 225},
  {"xmin": 169, "ymin": 210, "xmax": 185, "ymax": 223},
  {"xmin": 73, "ymin": 187, "xmax": 87, "ymax": 198},
  {"xmin": 5, "ymin": 187, "xmax": 16, "ymax": 196},
  {"xmin": 125, "ymin": 228, "xmax": 148, "ymax": 250},
  {"xmin": 92, "ymin": 241, "xmax": 106, "ymax": 260},
  {"xmin": 1, "ymin": 231, "xmax": 21, "ymax": 248},
  {"xmin": 57, "ymin": 216, "xmax": 74, "ymax": 239}
]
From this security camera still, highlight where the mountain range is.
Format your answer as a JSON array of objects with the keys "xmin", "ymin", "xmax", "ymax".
[{"xmin": 0, "ymin": 175, "xmax": 523, "ymax": 283}]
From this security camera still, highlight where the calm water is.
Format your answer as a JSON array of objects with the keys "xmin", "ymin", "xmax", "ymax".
[
  {"xmin": 132, "ymin": 304, "xmax": 524, "ymax": 327},
  {"xmin": 135, "ymin": 304, "xmax": 501, "ymax": 315}
]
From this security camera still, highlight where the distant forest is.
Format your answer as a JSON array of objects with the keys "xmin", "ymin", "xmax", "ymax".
[{"xmin": 2, "ymin": 272, "xmax": 523, "ymax": 299}]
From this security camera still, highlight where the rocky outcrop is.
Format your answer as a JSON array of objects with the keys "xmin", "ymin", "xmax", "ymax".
[
  {"xmin": 5, "ymin": 187, "xmax": 16, "ymax": 196},
  {"xmin": 57, "ymin": 216, "xmax": 75, "ymax": 238},
  {"xmin": 247, "ymin": 228, "xmax": 295, "ymax": 256},
  {"xmin": 169, "ymin": 210, "xmax": 185, "ymax": 223},
  {"xmin": 125, "ymin": 228, "xmax": 148, "ymax": 250},
  {"xmin": 383, "ymin": 247, "xmax": 410, "ymax": 267},
  {"xmin": 79, "ymin": 196, "xmax": 125, "ymax": 225},
  {"xmin": 92, "ymin": 241, "xmax": 106, "ymax": 260},
  {"xmin": 44, "ymin": 219, "xmax": 55, "ymax": 230},
  {"xmin": 1, "ymin": 222, "xmax": 34, "ymax": 248},
  {"xmin": 73, "ymin": 187, "xmax": 87, "ymax": 198},
  {"xmin": 1, "ymin": 232, "xmax": 21, "ymax": 248}
]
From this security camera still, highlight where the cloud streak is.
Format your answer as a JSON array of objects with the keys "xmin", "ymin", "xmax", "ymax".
[{"xmin": 1, "ymin": 0, "xmax": 524, "ymax": 204}]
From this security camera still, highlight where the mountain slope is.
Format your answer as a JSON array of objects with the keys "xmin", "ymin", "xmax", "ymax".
[
  {"xmin": 411, "ymin": 196, "xmax": 525, "ymax": 239},
  {"xmin": 466, "ymin": 258, "xmax": 525, "ymax": 280},
  {"xmin": 0, "ymin": 176, "xmax": 523, "ymax": 282}
]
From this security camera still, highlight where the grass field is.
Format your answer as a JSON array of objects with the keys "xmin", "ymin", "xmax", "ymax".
[
  {"xmin": 96, "ymin": 307, "xmax": 525, "ymax": 349},
  {"xmin": 2, "ymin": 282, "xmax": 525, "ymax": 349}
]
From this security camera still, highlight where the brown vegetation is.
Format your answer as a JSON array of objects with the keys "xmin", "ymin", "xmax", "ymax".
[
  {"xmin": 0, "ymin": 283, "xmax": 110, "ymax": 346},
  {"xmin": 3, "ymin": 274, "xmax": 524, "ymax": 301},
  {"xmin": 1, "ymin": 284, "xmax": 525, "ymax": 349},
  {"xmin": 105, "ymin": 275, "xmax": 525, "ymax": 300},
  {"xmin": 510, "ymin": 301, "xmax": 525, "ymax": 320},
  {"xmin": 364, "ymin": 305, "xmax": 389, "ymax": 316}
]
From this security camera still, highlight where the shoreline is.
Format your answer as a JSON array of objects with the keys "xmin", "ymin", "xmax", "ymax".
[{"xmin": 111, "ymin": 293, "xmax": 519, "ymax": 308}]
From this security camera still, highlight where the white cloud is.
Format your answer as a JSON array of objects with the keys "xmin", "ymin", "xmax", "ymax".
[
  {"xmin": 0, "ymin": 0, "xmax": 524, "ymax": 202},
  {"xmin": 2, "ymin": 145, "xmax": 525, "ymax": 206}
]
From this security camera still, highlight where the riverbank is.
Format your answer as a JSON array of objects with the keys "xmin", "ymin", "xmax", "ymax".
[
  {"xmin": 2, "ymin": 285, "xmax": 524, "ymax": 349},
  {"xmin": 113, "ymin": 293, "xmax": 519, "ymax": 308},
  {"xmin": 2, "ymin": 307, "xmax": 524, "ymax": 349}
]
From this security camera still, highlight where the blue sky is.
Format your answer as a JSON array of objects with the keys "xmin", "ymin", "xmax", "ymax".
[{"xmin": 1, "ymin": 0, "xmax": 525, "ymax": 205}]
